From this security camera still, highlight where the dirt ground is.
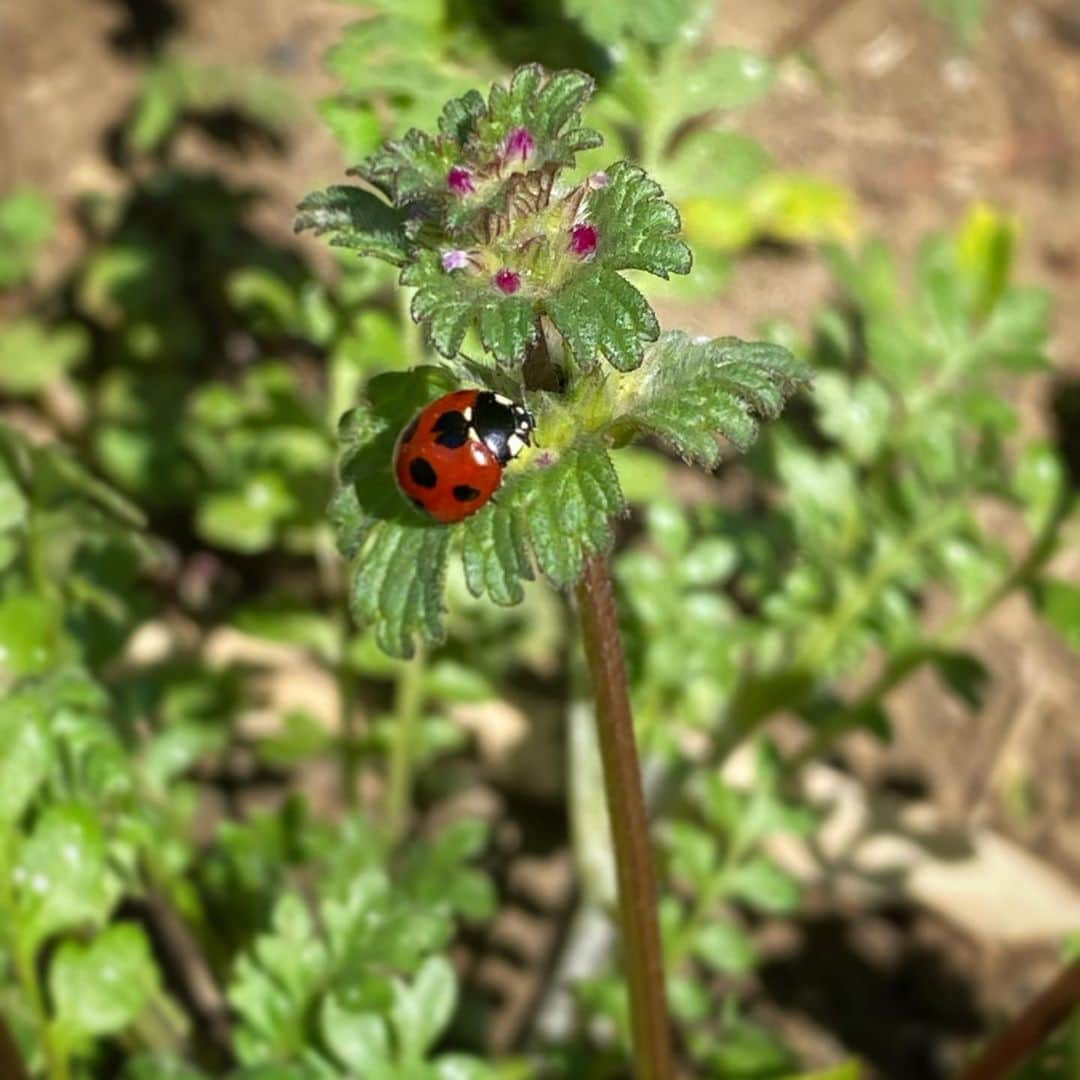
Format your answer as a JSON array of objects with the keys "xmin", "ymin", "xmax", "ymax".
[{"xmin": 3, "ymin": 1, "xmax": 1079, "ymax": 1076}]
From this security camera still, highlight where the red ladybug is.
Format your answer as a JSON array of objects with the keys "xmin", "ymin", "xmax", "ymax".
[{"xmin": 394, "ymin": 389, "xmax": 534, "ymax": 523}]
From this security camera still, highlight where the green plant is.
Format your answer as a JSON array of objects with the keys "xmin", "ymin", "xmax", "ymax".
[
  {"xmin": 3, "ymin": 6, "xmax": 1079, "ymax": 1077},
  {"xmin": 319, "ymin": 0, "xmax": 854, "ymax": 298},
  {"xmin": 297, "ymin": 62, "xmax": 807, "ymax": 1075}
]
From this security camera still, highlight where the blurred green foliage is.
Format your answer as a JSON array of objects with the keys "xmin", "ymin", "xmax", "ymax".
[{"xmin": 0, "ymin": 2, "xmax": 1077, "ymax": 1078}]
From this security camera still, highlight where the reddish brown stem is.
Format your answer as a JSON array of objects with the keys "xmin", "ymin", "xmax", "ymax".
[
  {"xmin": 0, "ymin": 1011, "xmax": 29, "ymax": 1080},
  {"xmin": 956, "ymin": 957, "xmax": 1080, "ymax": 1080},
  {"xmin": 576, "ymin": 553, "xmax": 674, "ymax": 1080}
]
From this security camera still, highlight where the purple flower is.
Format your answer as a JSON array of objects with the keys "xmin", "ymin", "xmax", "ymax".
[
  {"xmin": 493, "ymin": 268, "xmax": 521, "ymax": 294},
  {"xmin": 505, "ymin": 126, "xmax": 535, "ymax": 163},
  {"xmin": 441, "ymin": 249, "xmax": 469, "ymax": 272},
  {"xmin": 569, "ymin": 223, "xmax": 599, "ymax": 257},
  {"xmin": 587, "ymin": 171, "xmax": 609, "ymax": 190},
  {"xmin": 447, "ymin": 166, "xmax": 475, "ymax": 195}
]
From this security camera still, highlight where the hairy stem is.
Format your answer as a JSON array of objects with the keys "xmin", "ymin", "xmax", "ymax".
[
  {"xmin": 956, "ymin": 957, "xmax": 1080, "ymax": 1080},
  {"xmin": 576, "ymin": 554, "xmax": 674, "ymax": 1080},
  {"xmin": 385, "ymin": 646, "xmax": 425, "ymax": 844}
]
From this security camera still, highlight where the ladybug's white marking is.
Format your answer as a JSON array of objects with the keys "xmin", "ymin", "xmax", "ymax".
[{"xmin": 506, "ymin": 434, "xmax": 526, "ymax": 459}]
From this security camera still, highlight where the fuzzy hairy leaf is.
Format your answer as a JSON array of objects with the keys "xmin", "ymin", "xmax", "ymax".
[
  {"xmin": 405, "ymin": 251, "xmax": 537, "ymax": 362},
  {"xmin": 357, "ymin": 65, "xmax": 599, "ymax": 208},
  {"xmin": 481, "ymin": 65, "xmax": 600, "ymax": 164},
  {"xmin": 463, "ymin": 440, "xmax": 624, "ymax": 604},
  {"xmin": 331, "ymin": 368, "xmax": 459, "ymax": 657},
  {"xmin": 617, "ymin": 330, "xmax": 810, "ymax": 462},
  {"xmin": 546, "ymin": 268, "xmax": 659, "ymax": 371},
  {"xmin": 461, "ymin": 498, "xmax": 533, "ymax": 606},
  {"xmin": 294, "ymin": 186, "xmax": 408, "ymax": 265},
  {"xmin": 331, "ymin": 371, "xmax": 628, "ymax": 653},
  {"xmin": 586, "ymin": 162, "xmax": 692, "ymax": 278}
]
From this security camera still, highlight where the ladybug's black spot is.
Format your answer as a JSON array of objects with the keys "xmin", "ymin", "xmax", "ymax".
[
  {"xmin": 410, "ymin": 496, "xmax": 427, "ymax": 511},
  {"xmin": 409, "ymin": 457, "xmax": 438, "ymax": 489},
  {"xmin": 399, "ymin": 415, "xmax": 420, "ymax": 445},
  {"xmin": 432, "ymin": 410, "xmax": 469, "ymax": 449},
  {"xmin": 452, "ymin": 484, "xmax": 482, "ymax": 503}
]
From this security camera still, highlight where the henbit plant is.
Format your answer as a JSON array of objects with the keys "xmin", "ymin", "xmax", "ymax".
[
  {"xmin": 296, "ymin": 63, "xmax": 808, "ymax": 1076},
  {"xmin": 319, "ymin": 0, "xmax": 854, "ymax": 300}
]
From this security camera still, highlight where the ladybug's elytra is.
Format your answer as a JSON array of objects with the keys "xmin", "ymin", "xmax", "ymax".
[{"xmin": 394, "ymin": 389, "xmax": 534, "ymax": 523}]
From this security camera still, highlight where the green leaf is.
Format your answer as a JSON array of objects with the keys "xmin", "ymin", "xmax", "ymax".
[
  {"xmin": 616, "ymin": 330, "xmax": 810, "ymax": 462},
  {"xmin": 357, "ymin": 65, "xmax": 599, "ymax": 208},
  {"xmin": 332, "ymin": 368, "xmax": 459, "ymax": 656},
  {"xmin": 294, "ymin": 186, "xmax": 408, "ymax": 266},
  {"xmin": 318, "ymin": 98, "xmax": 384, "ymax": 162},
  {"xmin": 727, "ymin": 855, "xmax": 800, "ymax": 913},
  {"xmin": 232, "ymin": 601, "xmax": 340, "ymax": 662},
  {"xmin": 392, "ymin": 955, "xmax": 457, "ymax": 1062},
  {"xmin": 694, "ymin": 921, "xmax": 757, "ymax": 974},
  {"xmin": 585, "ymin": 162, "xmax": 692, "ymax": 279},
  {"xmin": 0, "ymin": 591, "xmax": 62, "ymax": 678},
  {"xmin": 663, "ymin": 821, "xmax": 717, "ymax": 890},
  {"xmin": 957, "ymin": 203, "xmax": 1015, "ymax": 317},
  {"xmin": 196, "ymin": 473, "xmax": 297, "ymax": 554},
  {"xmin": 405, "ymin": 251, "xmax": 537, "ymax": 362},
  {"xmin": 0, "ymin": 320, "xmax": 89, "ymax": 394},
  {"xmin": 922, "ymin": 0, "xmax": 987, "ymax": 44},
  {"xmin": 1014, "ymin": 441, "xmax": 1066, "ymax": 533},
  {"xmin": 1034, "ymin": 579, "xmax": 1080, "ymax": 652},
  {"xmin": 814, "ymin": 372, "xmax": 892, "ymax": 463},
  {"xmin": 351, "ymin": 521, "xmax": 452, "ymax": 658},
  {"xmin": 321, "ymin": 998, "xmax": 392, "ymax": 1075},
  {"xmin": 123, "ymin": 1056, "xmax": 210, "ymax": 1080},
  {"xmin": 672, "ymin": 47, "xmax": 774, "ymax": 119},
  {"xmin": 467, "ymin": 439, "xmax": 624, "ymax": 598},
  {"xmin": 0, "ymin": 686, "xmax": 50, "ymax": 821},
  {"xmin": 461, "ymin": 499, "xmax": 534, "ymax": 606},
  {"xmin": 228, "ymin": 893, "xmax": 331, "ymax": 1066},
  {"xmin": 930, "ymin": 650, "xmax": 989, "ymax": 710},
  {"xmin": 435, "ymin": 1057, "xmax": 498, "ymax": 1080},
  {"xmin": 546, "ymin": 267, "xmax": 659, "ymax": 371},
  {"xmin": 0, "ymin": 187, "xmax": 54, "ymax": 287},
  {"xmin": 565, "ymin": 0, "xmax": 698, "ymax": 45},
  {"xmin": 50, "ymin": 923, "xmax": 158, "ymax": 1041},
  {"xmin": 14, "ymin": 804, "xmax": 117, "ymax": 951}
]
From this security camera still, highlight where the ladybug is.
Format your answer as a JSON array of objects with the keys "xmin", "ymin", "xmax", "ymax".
[{"xmin": 394, "ymin": 389, "xmax": 534, "ymax": 523}]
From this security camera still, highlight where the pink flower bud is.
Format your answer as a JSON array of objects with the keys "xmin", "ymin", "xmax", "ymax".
[
  {"xmin": 493, "ymin": 268, "xmax": 521, "ymax": 294},
  {"xmin": 587, "ymin": 171, "xmax": 609, "ymax": 190},
  {"xmin": 447, "ymin": 166, "xmax": 475, "ymax": 195},
  {"xmin": 505, "ymin": 126, "xmax": 535, "ymax": 163},
  {"xmin": 569, "ymin": 223, "xmax": 599, "ymax": 257},
  {"xmin": 441, "ymin": 249, "xmax": 469, "ymax": 271}
]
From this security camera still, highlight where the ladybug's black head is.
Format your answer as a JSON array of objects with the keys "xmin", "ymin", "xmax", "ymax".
[{"xmin": 472, "ymin": 391, "xmax": 534, "ymax": 465}]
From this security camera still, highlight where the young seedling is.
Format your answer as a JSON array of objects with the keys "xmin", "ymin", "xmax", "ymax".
[{"xmin": 297, "ymin": 64, "xmax": 808, "ymax": 1077}]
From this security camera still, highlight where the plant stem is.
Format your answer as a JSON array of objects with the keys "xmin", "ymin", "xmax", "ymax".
[
  {"xmin": 13, "ymin": 942, "xmax": 67, "ymax": 1080},
  {"xmin": 576, "ymin": 553, "xmax": 674, "ymax": 1080},
  {"xmin": 955, "ymin": 957, "xmax": 1080, "ymax": 1080},
  {"xmin": 338, "ymin": 608, "xmax": 360, "ymax": 808},
  {"xmin": 385, "ymin": 646, "xmax": 425, "ymax": 844},
  {"xmin": 0, "ymin": 837, "xmax": 68, "ymax": 1080},
  {"xmin": 0, "ymin": 1010, "xmax": 29, "ymax": 1080}
]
